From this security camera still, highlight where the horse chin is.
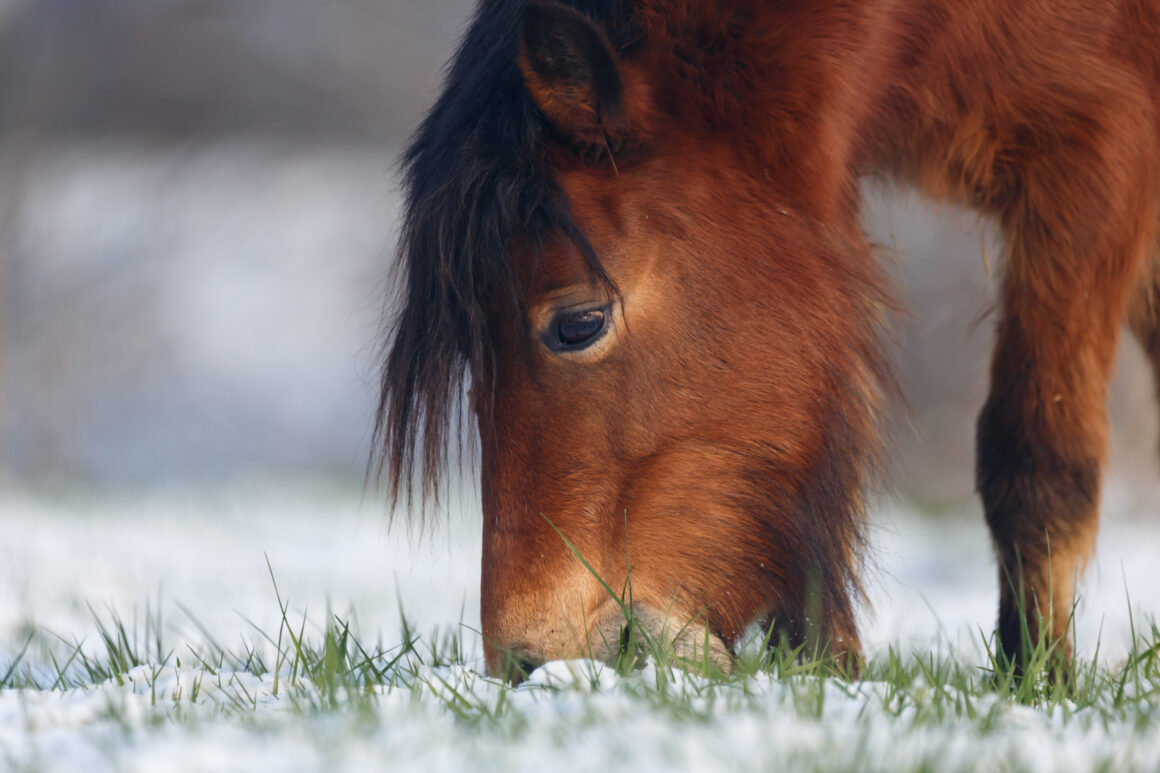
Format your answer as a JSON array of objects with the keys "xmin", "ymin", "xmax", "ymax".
[{"xmin": 586, "ymin": 600, "xmax": 733, "ymax": 677}]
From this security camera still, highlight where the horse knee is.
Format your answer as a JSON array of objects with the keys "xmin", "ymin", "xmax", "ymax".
[{"xmin": 976, "ymin": 394, "xmax": 1101, "ymax": 560}]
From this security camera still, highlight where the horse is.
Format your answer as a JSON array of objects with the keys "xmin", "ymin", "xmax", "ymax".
[{"xmin": 376, "ymin": 0, "xmax": 1160, "ymax": 679}]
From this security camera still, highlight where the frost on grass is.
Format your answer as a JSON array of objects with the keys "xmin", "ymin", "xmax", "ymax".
[
  {"xmin": 4, "ymin": 490, "xmax": 1160, "ymax": 771},
  {"xmin": 3, "ymin": 602, "xmax": 1160, "ymax": 773}
]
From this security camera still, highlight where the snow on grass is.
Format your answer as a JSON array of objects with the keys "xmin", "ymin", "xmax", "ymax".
[
  {"xmin": 6, "ymin": 645, "xmax": 1160, "ymax": 772},
  {"xmin": 2, "ymin": 484, "xmax": 1160, "ymax": 771}
]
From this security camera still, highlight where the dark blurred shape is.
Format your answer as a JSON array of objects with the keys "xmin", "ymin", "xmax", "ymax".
[{"xmin": 0, "ymin": 0, "xmax": 470, "ymax": 141}]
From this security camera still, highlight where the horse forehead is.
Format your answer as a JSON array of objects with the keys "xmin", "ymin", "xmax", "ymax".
[
  {"xmin": 557, "ymin": 169, "xmax": 629, "ymax": 233},
  {"xmin": 513, "ymin": 173, "xmax": 634, "ymax": 288},
  {"xmin": 537, "ymin": 149, "xmax": 737, "ymax": 294},
  {"xmin": 556, "ymin": 166, "xmax": 692, "ymax": 249}
]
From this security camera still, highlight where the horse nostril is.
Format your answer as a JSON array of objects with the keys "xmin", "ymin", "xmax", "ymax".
[{"xmin": 501, "ymin": 651, "xmax": 544, "ymax": 686}]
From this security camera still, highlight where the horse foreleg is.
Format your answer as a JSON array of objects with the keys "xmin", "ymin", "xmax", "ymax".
[{"xmin": 977, "ymin": 137, "xmax": 1156, "ymax": 670}]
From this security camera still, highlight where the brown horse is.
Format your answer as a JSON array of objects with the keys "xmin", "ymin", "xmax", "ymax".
[{"xmin": 376, "ymin": 0, "xmax": 1160, "ymax": 678}]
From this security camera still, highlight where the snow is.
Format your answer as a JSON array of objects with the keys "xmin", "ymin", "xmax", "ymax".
[{"xmin": 2, "ymin": 484, "xmax": 1159, "ymax": 771}]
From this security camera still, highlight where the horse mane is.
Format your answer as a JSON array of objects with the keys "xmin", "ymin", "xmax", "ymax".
[{"xmin": 374, "ymin": 0, "xmax": 637, "ymax": 511}]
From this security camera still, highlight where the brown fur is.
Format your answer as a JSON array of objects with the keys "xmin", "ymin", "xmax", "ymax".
[{"xmin": 380, "ymin": 0, "xmax": 1160, "ymax": 676}]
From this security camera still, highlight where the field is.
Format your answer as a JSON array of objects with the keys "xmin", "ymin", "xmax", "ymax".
[{"xmin": 3, "ymin": 485, "xmax": 1160, "ymax": 772}]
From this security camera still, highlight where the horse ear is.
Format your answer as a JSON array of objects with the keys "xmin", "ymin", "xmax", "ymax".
[{"xmin": 519, "ymin": 0, "xmax": 624, "ymax": 147}]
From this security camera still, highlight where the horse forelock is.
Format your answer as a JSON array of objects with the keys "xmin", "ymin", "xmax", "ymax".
[{"xmin": 374, "ymin": 0, "xmax": 633, "ymax": 515}]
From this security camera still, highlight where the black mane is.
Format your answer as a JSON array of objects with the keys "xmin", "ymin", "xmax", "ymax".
[{"xmin": 374, "ymin": 0, "xmax": 636, "ymax": 509}]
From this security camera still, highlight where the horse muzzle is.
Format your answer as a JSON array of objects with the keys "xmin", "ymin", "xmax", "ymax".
[{"xmin": 484, "ymin": 598, "xmax": 733, "ymax": 683}]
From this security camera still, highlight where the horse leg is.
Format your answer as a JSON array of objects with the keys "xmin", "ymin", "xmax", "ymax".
[{"xmin": 977, "ymin": 135, "xmax": 1156, "ymax": 669}]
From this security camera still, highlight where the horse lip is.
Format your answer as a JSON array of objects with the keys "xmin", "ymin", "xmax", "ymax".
[
  {"xmin": 506, "ymin": 655, "xmax": 545, "ymax": 686},
  {"xmin": 489, "ymin": 640, "xmax": 547, "ymax": 685}
]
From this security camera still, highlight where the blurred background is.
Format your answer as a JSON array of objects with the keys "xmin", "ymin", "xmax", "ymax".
[{"xmin": 0, "ymin": 0, "xmax": 1157, "ymax": 512}]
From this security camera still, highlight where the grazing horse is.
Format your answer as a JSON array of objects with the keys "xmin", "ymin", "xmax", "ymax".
[{"xmin": 376, "ymin": 0, "xmax": 1160, "ymax": 677}]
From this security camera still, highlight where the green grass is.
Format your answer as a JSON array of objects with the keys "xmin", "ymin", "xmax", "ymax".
[
  {"xmin": 3, "ymin": 540, "xmax": 1160, "ymax": 772},
  {"xmin": 3, "ymin": 580, "xmax": 1160, "ymax": 729},
  {"xmin": 4, "ymin": 587, "xmax": 1160, "ymax": 773}
]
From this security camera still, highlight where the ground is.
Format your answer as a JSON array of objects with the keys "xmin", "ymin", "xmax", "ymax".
[{"xmin": 2, "ymin": 483, "xmax": 1159, "ymax": 772}]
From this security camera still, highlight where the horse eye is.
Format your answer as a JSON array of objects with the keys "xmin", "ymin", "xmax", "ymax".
[{"xmin": 551, "ymin": 308, "xmax": 607, "ymax": 351}]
